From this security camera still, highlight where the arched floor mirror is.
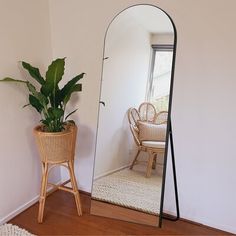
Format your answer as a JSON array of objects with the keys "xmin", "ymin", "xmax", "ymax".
[{"xmin": 91, "ymin": 4, "xmax": 178, "ymax": 227}]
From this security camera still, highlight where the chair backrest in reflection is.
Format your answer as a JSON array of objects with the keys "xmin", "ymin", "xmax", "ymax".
[
  {"xmin": 128, "ymin": 108, "xmax": 141, "ymax": 146},
  {"xmin": 128, "ymin": 107, "xmax": 140, "ymax": 128},
  {"xmin": 155, "ymin": 111, "xmax": 168, "ymax": 125},
  {"xmin": 138, "ymin": 102, "xmax": 157, "ymax": 122}
]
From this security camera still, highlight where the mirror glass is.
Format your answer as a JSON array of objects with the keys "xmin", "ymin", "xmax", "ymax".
[{"xmin": 91, "ymin": 5, "xmax": 175, "ymax": 227}]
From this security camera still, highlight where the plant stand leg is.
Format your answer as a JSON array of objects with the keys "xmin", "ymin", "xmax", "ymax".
[
  {"xmin": 130, "ymin": 149, "xmax": 140, "ymax": 170},
  {"xmin": 38, "ymin": 162, "xmax": 49, "ymax": 223},
  {"xmin": 68, "ymin": 161, "xmax": 82, "ymax": 216}
]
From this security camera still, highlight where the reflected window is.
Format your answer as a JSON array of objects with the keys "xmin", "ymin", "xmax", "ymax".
[{"xmin": 147, "ymin": 45, "xmax": 173, "ymax": 111}]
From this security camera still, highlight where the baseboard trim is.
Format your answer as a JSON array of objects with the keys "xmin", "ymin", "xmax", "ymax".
[
  {"xmin": 0, "ymin": 182, "xmax": 92, "ymax": 226},
  {"xmin": 94, "ymin": 164, "xmax": 130, "ymax": 180},
  {"xmin": 0, "ymin": 180, "xmax": 62, "ymax": 225},
  {"xmin": 79, "ymin": 188, "xmax": 91, "ymax": 196},
  {"xmin": 0, "ymin": 195, "xmax": 39, "ymax": 226},
  {"xmin": 163, "ymin": 210, "xmax": 235, "ymax": 234}
]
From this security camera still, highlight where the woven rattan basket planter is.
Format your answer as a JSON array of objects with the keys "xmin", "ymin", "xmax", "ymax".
[{"xmin": 34, "ymin": 124, "xmax": 77, "ymax": 164}]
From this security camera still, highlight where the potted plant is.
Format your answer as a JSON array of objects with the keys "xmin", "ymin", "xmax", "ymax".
[{"xmin": 0, "ymin": 58, "xmax": 85, "ymax": 222}]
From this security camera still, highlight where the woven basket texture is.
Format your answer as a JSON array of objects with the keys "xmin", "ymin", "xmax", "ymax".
[{"xmin": 34, "ymin": 124, "xmax": 77, "ymax": 163}]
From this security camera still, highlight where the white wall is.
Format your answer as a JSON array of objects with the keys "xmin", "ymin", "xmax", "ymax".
[
  {"xmin": 49, "ymin": 0, "xmax": 236, "ymax": 233},
  {"xmin": 94, "ymin": 11, "xmax": 151, "ymax": 178},
  {"xmin": 0, "ymin": 0, "xmax": 60, "ymax": 224}
]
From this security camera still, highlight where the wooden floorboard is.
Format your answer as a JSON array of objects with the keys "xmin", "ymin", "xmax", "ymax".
[{"xmin": 9, "ymin": 191, "xmax": 232, "ymax": 235}]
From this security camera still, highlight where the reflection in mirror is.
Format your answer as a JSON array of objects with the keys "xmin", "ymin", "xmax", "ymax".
[{"xmin": 91, "ymin": 5, "xmax": 175, "ymax": 227}]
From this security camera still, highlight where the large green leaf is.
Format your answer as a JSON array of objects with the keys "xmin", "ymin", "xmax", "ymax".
[
  {"xmin": 63, "ymin": 83, "xmax": 82, "ymax": 106},
  {"xmin": 26, "ymin": 82, "xmax": 37, "ymax": 94},
  {"xmin": 26, "ymin": 82, "xmax": 48, "ymax": 107},
  {"xmin": 21, "ymin": 61, "xmax": 45, "ymax": 85},
  {"xmin": 0, "ymin": 77, "xmax": 27, "ymax": 83},
  {"xmin": 60, "ymin": 73, "xmax": 84, "ymax": 103},
  {"xmin": 29, "ymin": 94, "xmax": 43, "ymax": 113},
  {"xmin": 49, "ymin": 86, "xmax": 61, "ymax": 108},
  {"xmin": 41, "ymin": 58, "xmax": 65, "ymax": 107}
]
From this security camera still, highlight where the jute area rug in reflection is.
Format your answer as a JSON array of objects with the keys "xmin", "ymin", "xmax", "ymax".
[{"xmin": 92, "ymin": 163, "xmax": 163, "ymax": 215}]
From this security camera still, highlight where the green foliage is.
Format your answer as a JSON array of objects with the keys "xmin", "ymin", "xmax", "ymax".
[{"xmin": 0, "ymin": 58, "xmax": 84, "ymax": 132}]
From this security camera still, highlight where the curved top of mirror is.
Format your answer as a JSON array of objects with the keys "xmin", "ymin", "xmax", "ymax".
[{"xmin": 104, "ymin": 5, "xmax": 176, "ymax": 48}]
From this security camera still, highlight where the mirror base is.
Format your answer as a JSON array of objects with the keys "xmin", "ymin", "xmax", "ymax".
[{"xmin": 90, "ymin": 199, "xmax": 159, "ymax": 227}]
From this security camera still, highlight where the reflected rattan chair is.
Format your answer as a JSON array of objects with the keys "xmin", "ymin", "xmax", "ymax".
[
  {"xmin": 128, "ymin": 108, "xmax": 166, "ymax": 177},
  {"xmin": 138, "ymin": 102, "xmax": 157, "ymax": 122},
  {"xmin": 155, "ymin": 111, "xmax": 168, "ymax": 124},
  {"xmin": 128, "ymin": 107, "xmax": 140, "ymax": 129}
]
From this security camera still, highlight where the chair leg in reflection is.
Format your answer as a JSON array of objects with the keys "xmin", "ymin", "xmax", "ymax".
[
  {"xmin": 146, "ymin": 151, "xmax": 155, "ymax": 177},
  {"xmin": 152, "ymin": 154, "xmax": 157, "ymax": 169},
  {"xmin": 129, "ymin": 149, "xmax": 159, "ymax": 177},
  {"xmin": 130, "ymin": 149, "xmax": 140, "ymax": 170}
]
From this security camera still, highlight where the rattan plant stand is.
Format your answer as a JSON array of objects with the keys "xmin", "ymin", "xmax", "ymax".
[{"xmin": 34, "ymin": 124, "xmax": 82, "ymax": 223}]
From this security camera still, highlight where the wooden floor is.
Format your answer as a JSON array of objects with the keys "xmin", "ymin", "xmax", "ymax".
[{"xmin": 10, "ymin": 191, "xmax": 232, "ymax": 235}]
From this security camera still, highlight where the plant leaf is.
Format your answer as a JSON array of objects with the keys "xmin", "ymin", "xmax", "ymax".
[
  {"xmin": 29, "ymin": 94, "xmax": 44, "ymax": 113},
  {"xmin": 0, "ymin": 77, "xmax": 27, "ymax": 83},
  {"xmin": 26, "ymin": 82, "xmax": 48, "ymax": 107},
  {"xmin": 60, "ymin": 72, "xmax": 85, "ymax": 104},
  {"xmin": 41, "ymin": 58, "xmax": 65, "ymax": 107},
  {"xmin": 22, "ymin": 103, "xmax": 30, "ymax": 108},
  {"xmin": 63, "ymin": 83, "xmax": 82, "ymax": 106},
  {"xmin": 21, "ymin": 61, "xmax": 45, "ymax": 85},
  {"xmin": 26, "ymin": 82, "xmax": 37, "ymax": 94},
  {"xmin": 65, "ymin": 108, "xmax": 78, "ymax": 120},
  {"xmin": 41, "ymin": 117, "xmax": 52, "ymax": 126},
  {"xmin": 49, "ymin": 86, "xmax": 61, "ymax": 108},
  {"xmin": 48, "ymin": 107, "xmax": 64, "ymax": 120}
]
